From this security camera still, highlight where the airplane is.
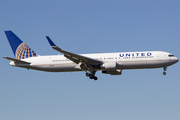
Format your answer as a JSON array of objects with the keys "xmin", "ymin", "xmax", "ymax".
[{"xmin": 3, "ymin": 31, "xmax": 179, "ymax": 80}]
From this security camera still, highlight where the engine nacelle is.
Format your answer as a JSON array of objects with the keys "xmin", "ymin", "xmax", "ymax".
[
  {"xmin": 101, "ymin": 62, "xmax": 122, "ymax": 75},
  {"xmin": 101, "ymin": 61, "xmax": 117, "ymax": 70},
  {"xmin": 102, "ymin": 69, "xmax": 122, "ymax": 75}
]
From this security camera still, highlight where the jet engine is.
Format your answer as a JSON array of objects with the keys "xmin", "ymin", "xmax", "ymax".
[{"xmin": 101, "ymin": 61, "xmax": 122, "ymax": 75}]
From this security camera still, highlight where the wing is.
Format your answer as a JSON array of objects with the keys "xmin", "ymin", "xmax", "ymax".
[
  {"xmin": 46, "ymin": 36, "xmax": 103, "ymax": 66},
  {"xmin": 3, "ymin": 57, "xmax": 31, "ymax": 64}
]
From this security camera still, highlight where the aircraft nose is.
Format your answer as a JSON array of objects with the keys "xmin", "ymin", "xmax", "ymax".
[
  {"xmin": 174, "ymin": 57, "xmax": 179, "ymax": 63},
  {"xmin": 176, "ymin": 58, "xmax": 179, "ymax": 62}
]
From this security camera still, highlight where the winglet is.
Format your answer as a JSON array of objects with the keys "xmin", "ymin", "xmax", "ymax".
[
  {"xmin": 46, "ymin": 36, "xmax": 62, "ymax": 52},
  {"xmin": 46, "ymin": 36, "xmax": 57, "ymax": 47}
]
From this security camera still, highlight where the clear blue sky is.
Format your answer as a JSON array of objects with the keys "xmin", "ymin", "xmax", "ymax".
[{"xmin": 0, "ymin": 0, "xmax": 180, "ymax": 120}]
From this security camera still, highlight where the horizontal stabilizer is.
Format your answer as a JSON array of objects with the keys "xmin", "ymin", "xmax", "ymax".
[{"xmin": 3, "ymin": 57, "xmax": 31, "ymax": 64}]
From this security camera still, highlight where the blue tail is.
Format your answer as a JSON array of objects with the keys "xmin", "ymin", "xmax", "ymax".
[{"xmin": 4, "ymin": 31, "xmax": 38, "ymax": 60}]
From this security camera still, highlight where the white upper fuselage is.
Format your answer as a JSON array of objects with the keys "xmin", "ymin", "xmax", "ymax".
[{"xmin": 10, "ymin": 51, "xmax": 179, "ymax": 72}]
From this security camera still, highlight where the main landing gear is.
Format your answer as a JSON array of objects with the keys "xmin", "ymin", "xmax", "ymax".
[
  {"xmin": 86, "ymin": 72, "xmax": 98, "ymax": 80},
  {"xmin": 163, "ymin": 67, "xmax": 167, "ymax": 75}
]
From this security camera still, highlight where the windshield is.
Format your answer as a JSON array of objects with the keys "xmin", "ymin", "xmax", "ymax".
[{"xmin": 169, "ymin": 54, "xmax": 175, "ymax": 57}]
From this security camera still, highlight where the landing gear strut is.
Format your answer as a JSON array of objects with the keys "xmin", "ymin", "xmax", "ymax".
[
  {"xmin": 163, "ymin": 67, "xmax": 167, "ymax": 75},
  {"xmin": 86, "ymin": 71, "xmax": 98, "ymax": 80}
]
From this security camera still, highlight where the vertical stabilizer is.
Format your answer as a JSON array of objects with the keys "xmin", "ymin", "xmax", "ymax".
[{"xmin": 4, "ymin": 31, "xmax": 38, "ymax": 60}]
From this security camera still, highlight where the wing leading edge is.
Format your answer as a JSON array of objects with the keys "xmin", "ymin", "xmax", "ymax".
[{"xmin": 46, "ymin": 36, "xmax": 103, "ymax": 66}]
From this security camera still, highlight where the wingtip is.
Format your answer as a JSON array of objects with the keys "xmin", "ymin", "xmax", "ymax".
[
  {"xmin": 46, "ymin": 36, "xmax": 49, "ymax": 39},
  {"xmin": 46, "ymin": 36, "xmax": 57, "ymax": 47}
]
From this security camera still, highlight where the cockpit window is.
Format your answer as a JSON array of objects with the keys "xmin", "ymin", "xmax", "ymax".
[{"xmin": 169, "ymin": 54, "xmax": 175, "ymax": 57}]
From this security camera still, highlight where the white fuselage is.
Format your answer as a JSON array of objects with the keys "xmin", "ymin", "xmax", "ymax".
[{"xmin": 9, "ymin": 51, "xmax": 179, "ymax": 73}]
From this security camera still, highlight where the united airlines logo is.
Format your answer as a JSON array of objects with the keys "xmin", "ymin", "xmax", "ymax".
[
  {"xmin": 15, "ymin": 42, "xmax": 38, "ymax": 60},
  {"xmin": 119, "ymin": 52, "xmax": 152, "ymax": 57}
]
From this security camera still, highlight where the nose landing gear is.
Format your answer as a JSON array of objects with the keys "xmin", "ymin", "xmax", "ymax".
[
  {"xmin": 163, "ymin": 72, "xmax": 166, "ymax": 75},
  {"xmin": 163, "ymin": 67, "xmax": 167, "ymax": 75}
]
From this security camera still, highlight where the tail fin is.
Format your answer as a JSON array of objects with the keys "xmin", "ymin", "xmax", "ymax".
[{"xmin": 4, "ymin": 31, "xmax": 38, "ymax": 60}]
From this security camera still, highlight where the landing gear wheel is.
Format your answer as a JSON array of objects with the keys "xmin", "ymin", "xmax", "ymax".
[
  {"xmin": 163, "ymin": 67, "xmax": 167, "ymax": 75},
  {"xmin": 85, "ymin": 70, "xmax": 98, "ymax": 80},
  {"xmin": 86, "ymin": 73, "xmax": 90, "ymax": 77},
  {"xmin": 163, "ymin": 72, "xmax": 166, "ymax": 75},
  {"xmin": 89, "ymin": 74, "xmax": 94, "ymax": 78},
  {"xmin": 94, "ymin": 76, "xmax": 98, "ymax": 80},
  {"xmin": 89, "ymin": 74, "xmax": 94, "ymax": 79}
]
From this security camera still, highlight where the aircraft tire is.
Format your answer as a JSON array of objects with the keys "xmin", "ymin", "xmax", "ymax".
[
  {"xmin": 94, "ymin": 77, "xmax": 98, "ymax": 80},
  {"xmin": 163, "ymin": 72, "xmax": 166, "ymax": 75},
  {"xmin": 86, "ymin": 73, "xmax": 90, "ymax": 77}
]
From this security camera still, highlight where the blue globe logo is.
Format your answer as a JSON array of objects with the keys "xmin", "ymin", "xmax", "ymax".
[{"xmin": 15, "ymin": 43, "xmax": 37, "ymax": 60}]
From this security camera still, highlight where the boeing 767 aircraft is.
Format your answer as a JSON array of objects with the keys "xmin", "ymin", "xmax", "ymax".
[{"xmin": 3, "ymin": 31, "xmax": 179, "ymax": 80}]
